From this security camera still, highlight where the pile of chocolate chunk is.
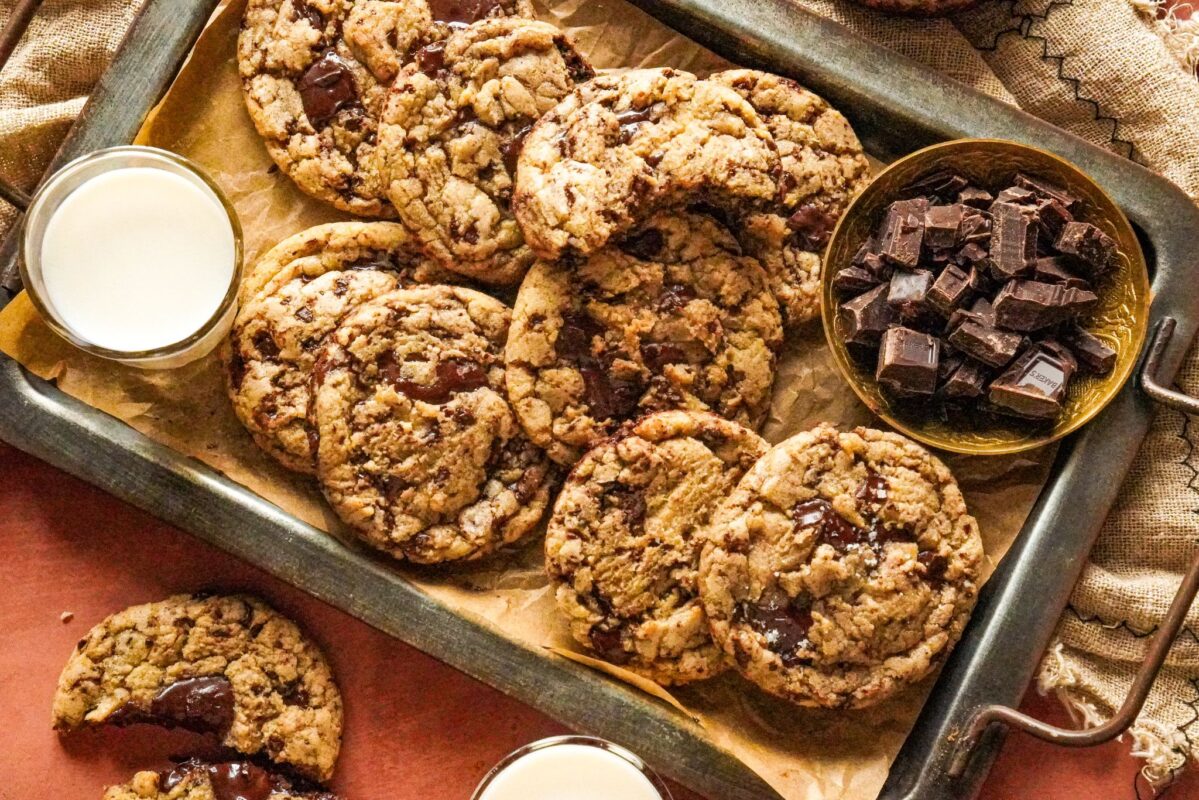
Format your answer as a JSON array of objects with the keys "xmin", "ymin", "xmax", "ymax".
[{"xmin": 835, "ymin": 171, "xmax": 1119, "ymax": 421}]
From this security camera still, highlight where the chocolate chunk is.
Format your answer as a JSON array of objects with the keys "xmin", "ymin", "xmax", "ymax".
[
  {"xmin": 639, "ymin": 341, "xmax": 688, "ymax": 371},
  {"xmin": 957, "ymin": 186, "xmax": 993, "ymax": 208},
  {"xmin": 993, "ymin": 186, "xmax": 1037, "ymax": 206},
  {"xmin": 589, "ymin": 627, "xmax": 631, "ymax": 664},
  {"xmin": 581, "ymin": 367, "xmax": 642, "ymax": 420},
  {"xmin": 158, "ymin": 760, "xmax": 297, "ymax": 800},
  {"xmin": 856, "ymin": 469, "xmax": 889, "ymax": 508},
  {"xmin": 923, "ymin": 204, "xmax": 965, "ymax": 250},
  {"xmin": 298, "ymin": 50, "xmax": 358, "ymax": 128},
  {"xmin": 955, "ymin": 242, "xmax": 989, "ymax": 268},
  {"xmin": 832, "ymin": 266, "xmax": 879, "ymax": 294},
  {"xmin": 939, "ymin": 351, "xmax": 964, "ymax": 382},
  {"xmin": 656, "ymin": 282, "xmax": 697, "ymax": 312},
  {"xmin": 887, "ymin": 269, "xmax": 934, "ymax": 320},
  {"xmin": 734, "ymin": 590, "xmax": 812, "ymax": 665},
  {"xmin": 1015, "ymin": 173, "xmax": 1078, "ymax": 210},
  {"xmin": 905, "ymin": 170, "xmax": 969, "ymax": 200},
  {"xmin": 1055, "ymin": 221, "xmax": 1116, "ymax": 274},
  {"xmin": 838, "ymin": 283, "xmax": 896, "ymax": 346},
  {"xmin": 946, "ymin": 296, "xmax": 997, "ymax": 335},
  {"xmin": 1031, "ymin": 256, "xmax": 1089, "ymax": 289},
  {"xmin": 1035, "ymin": 198, "xmax": 1074, "ymax": 242},
  {"xmin": 501, "ymin": 124, "xmax": 533, "ymax": 176},
  {"xmin": 988, "ymin": 201, "xmax": 1038, "ymax": 281},
  {"xmin": 947, "ymin": 319, "xmax": 1023, "ymax": 368},
  {"xmin": 988, "ymin": 345, "xmax": 1076, "ymax": 419},
  {"xmin": 614, "ymin": 103, "xmax": 665, "ymax": 143},
  {"xmin": 927, "ymin": 264, "xmax": 972, "ymax": 316},
  {"xmin": 852, "ymin": 237, "xmax": 877, "ymax": 266},
  {"xmin": 956, "ymin": 211, "xmax": 992, "ymax": 246},
  {"xmin": 115, "ymin": 676, "xmax": 235, "ymax": 733},
  {"xmin": 603, "ymin": 485, "xmax": 646, "ymax": 528},
  {"xmin": 859, "ymin": 252, "xmax": 890, "ymax": 279},
  {"xmin": 993, "ymin": 279, "xmax": 1098, "ymax": 331},
  {"xmin": 618, "ymin": 227, "xmax": 665, "ymax": 260},
  {"xmin": 427, "ymin": 0, "xmax": 505, "ymax": 24},
  {"xmin": 555, "ymin": 310, "xmax": 602, "ymax": 361},
  {"xmin": 415, "ymin": 41, "xmax": 448, "ymax": 75},
  {"xmin": 877, "ymin": 198, "xmax": 927, "ymax": 269},
  {"xmin": 379, "ymin": 354, "xmax": 489, "ymax": 404},
  {"xmin": 943, "ymin": 359, "xmax": 988, "ymax": 399},
  {"xmin": 787, "ymin": 204, "xmax": 837, "ymax": 251},
  {"xmin": 1060, "ymin": 325, "xmax": 1117, "ymax": 374},
  {"xmin": 876, "ymin": 326, "xmax": 940, "ymax": 396}
]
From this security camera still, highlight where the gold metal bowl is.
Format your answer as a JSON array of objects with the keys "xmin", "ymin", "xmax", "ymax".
[{"xmin": 820, "ymin": 139, "xmax": 1151, "ymax": 455}]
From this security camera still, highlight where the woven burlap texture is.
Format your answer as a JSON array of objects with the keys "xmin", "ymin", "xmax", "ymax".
[{"xmin": 3, "ymin": 0, "xmax": 1199, "ymax": 788}]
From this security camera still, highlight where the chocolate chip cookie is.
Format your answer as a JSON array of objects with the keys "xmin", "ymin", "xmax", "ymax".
[
  {"xmin": 225, "ymin": 222, "xmax": 449, "ymax": 473},
  {"xmin": 313, "ymin": 285, "xmax": 555, "ymax": 562},
  {"xmin": 546, "ymin": 410, "xmax": 768, "ymax": 685},
  {"xmin": 698, "ymin": 424, "xmax": 982, "ymax": 708},
  {"xmin": 711, "ymin": 70, "xmax": 872, "ymax": 327},
  {"xmin": 104, "ymin": 761, "xmax": 339, "ymax": 800},
  {"xmin": 239, "ymin": 0, "xmax": 533, "ymax": 216},
  {"xmin": 378, "ymin": 18, "xmax": 592, "ymax": 285},
  {"xmin": 53, "ymin": 594, "xmax": 342, "ymax": 782},
  {"xmin": 505, "ymin": 210, "xmax": 783, "ymax": 465},
  {"xmin": 512, "ymin": 68, "xmax": 781, "ymax": 261}
]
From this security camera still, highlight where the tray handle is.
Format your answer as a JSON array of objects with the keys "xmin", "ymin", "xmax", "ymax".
[
  {"xmin": 0, "ymin": 0, "xmax": 46, "ymax": 212},
  {"xmin": 948, "ymin": 316, "xmax": 1199, "ymax": 778}
]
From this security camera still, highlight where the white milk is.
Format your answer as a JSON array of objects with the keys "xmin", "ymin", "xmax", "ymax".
[
  {"xmin": 38, "ymin": 167, "xmax": 236, "ymax": 353},
  {"xmin": 476, "ymin": 743, "xmax": 664, "ymax": 800}
]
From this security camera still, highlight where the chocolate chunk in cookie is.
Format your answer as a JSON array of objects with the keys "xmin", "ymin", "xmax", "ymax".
[
  {"xmin": 313, "ymin": 285, "xmax": 555, "ymax": 562},
  {"xmin": 699, "ymin": 424, "xmax": 982, "ymax": 708},
  {"xmin": 225, "ymin": 222, "xmax": 451, "ymax": 473},
  {"xmin": 546, "ymin": 410, "xmax": 768, "ymax": 685},
  {"xmin": 103, "ymin": 760, "xmax": 340, "ymax": 800},
  {"xmin": 512, "ymin": 68, "xmax": 781, "ymax": 261},
  {"xmin": 53, "ymin": 594, "xmax": 342, "ymax": 782},
  {"xmin": 505, "ymin": 211, "xmax": 782, "ymax": 465},
  {"xmin": 378, "ymin": 18, "xmax": 592, "ymax": 285},
  {"xmin": 710, "ymin": 69, "xmax": 872, "ymax": 327}
]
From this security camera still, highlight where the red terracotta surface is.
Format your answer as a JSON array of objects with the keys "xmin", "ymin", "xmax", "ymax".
[{"xmin": 2, "ymin": 440, "xmax": 1196, "ymax": 800}]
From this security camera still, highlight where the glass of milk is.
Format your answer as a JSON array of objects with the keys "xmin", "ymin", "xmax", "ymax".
[
  {"xmin": 20, "ymin": 146, "xmax": 242, "ymax": 369},
  {"xmin": 472, "ymin": 736, "xmax": 672, "ymax": 800}
]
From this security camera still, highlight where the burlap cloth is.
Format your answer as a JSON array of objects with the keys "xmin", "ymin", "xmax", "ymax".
[{"xmin": 4, "ymin": 0, "xmax": 1199, "ymax": 789}]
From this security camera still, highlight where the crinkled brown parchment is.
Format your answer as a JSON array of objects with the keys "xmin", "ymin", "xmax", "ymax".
[{"xmin": 0, "ymin": 1, "xmax": 1054, "ymax": 796}]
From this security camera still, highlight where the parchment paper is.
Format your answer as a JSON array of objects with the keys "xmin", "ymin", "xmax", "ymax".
[{"xmin": 0, "ymin": 1, "xmax": 1056, "ymax": 796}]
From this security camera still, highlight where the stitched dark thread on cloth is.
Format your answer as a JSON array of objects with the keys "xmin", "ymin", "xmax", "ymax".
[{"xmin": 959, "ymin": 0, "xmax": 1139, "ymax": 161}]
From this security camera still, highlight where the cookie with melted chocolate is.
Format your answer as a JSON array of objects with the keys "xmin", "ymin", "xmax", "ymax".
[
  {"xmin": 710, "ymin": 69, "xmax": 872, "ymax": 327},
  {"xmin": 224, "ymin": 222, "xmax": 452, "ymax": 473},
  {"xmin": 238, "ymin": 0, "xmax": 533, "ymax": 216},
  {"xmin": 698, "ymin": 424, "xmax": 983, "ymax": 709},
  {"xmin": 545, "ymin": 410, "xmax": 768, "ymax": 685},
  {"xmin": 505, "ymin": 211, "xmax": 783, "ymax": 465},
  {"xmin": 313, "ymin": 285, "xmax": 554, "ymax": 563},
  {"xmin": 377, "ymin": 18, "xmax": 592, "ymax": 285},
  {"xmin": 512, "ymin": 68, "xmax": 781, "ymax": 262},
  {"xmin": 53, "ymin": 594, "xmax": 342, "ymax": 782}
]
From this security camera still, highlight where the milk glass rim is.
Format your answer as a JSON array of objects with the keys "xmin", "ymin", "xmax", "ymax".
[
  {"xmin": 19, "ymin": 145, "xmax": 244, "ymax": 361},
  {"xmin": 470, "ymin": 735, "xmax": 673, "ymax": 800}
]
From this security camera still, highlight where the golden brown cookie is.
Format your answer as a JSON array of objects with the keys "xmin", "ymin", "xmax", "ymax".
[
  {"xmin": 224, "ymin": 222, "xmax": 450, "ymax": 473},
  {"xmin": 53, "ymin": 594, "xmax": 342, "ymax": 783},
  {"xmin": 313, "ymin": 285, "xmax": 555, "ymax": 563},
  {"xmin": 378, "ymin": 18, "xmax": 592, "ymax": 285},
  {"xmin": 512, "ymin": 68, "xmax": 781, "ymax": 261},
  {"xmin": 699, "ymin": 424, "xmax": 983, "ymax": 708},
  {"xmin": 505, "ymin": 210, "xmax": 782, "ymax": 465},
  {"xmin": 545, "ymin": 410, "xmax": 768, "ymax": 685}
]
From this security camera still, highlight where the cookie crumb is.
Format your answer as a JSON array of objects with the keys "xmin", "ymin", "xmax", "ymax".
[{"xmin": 60, "ymin": 611, "xmax": 74, "ymax": 623}]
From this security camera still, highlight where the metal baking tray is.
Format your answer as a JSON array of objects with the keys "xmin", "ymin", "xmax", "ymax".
[{"xmin": 2, "ymin": 1, "xmax": 1198, "ymax": 798}]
